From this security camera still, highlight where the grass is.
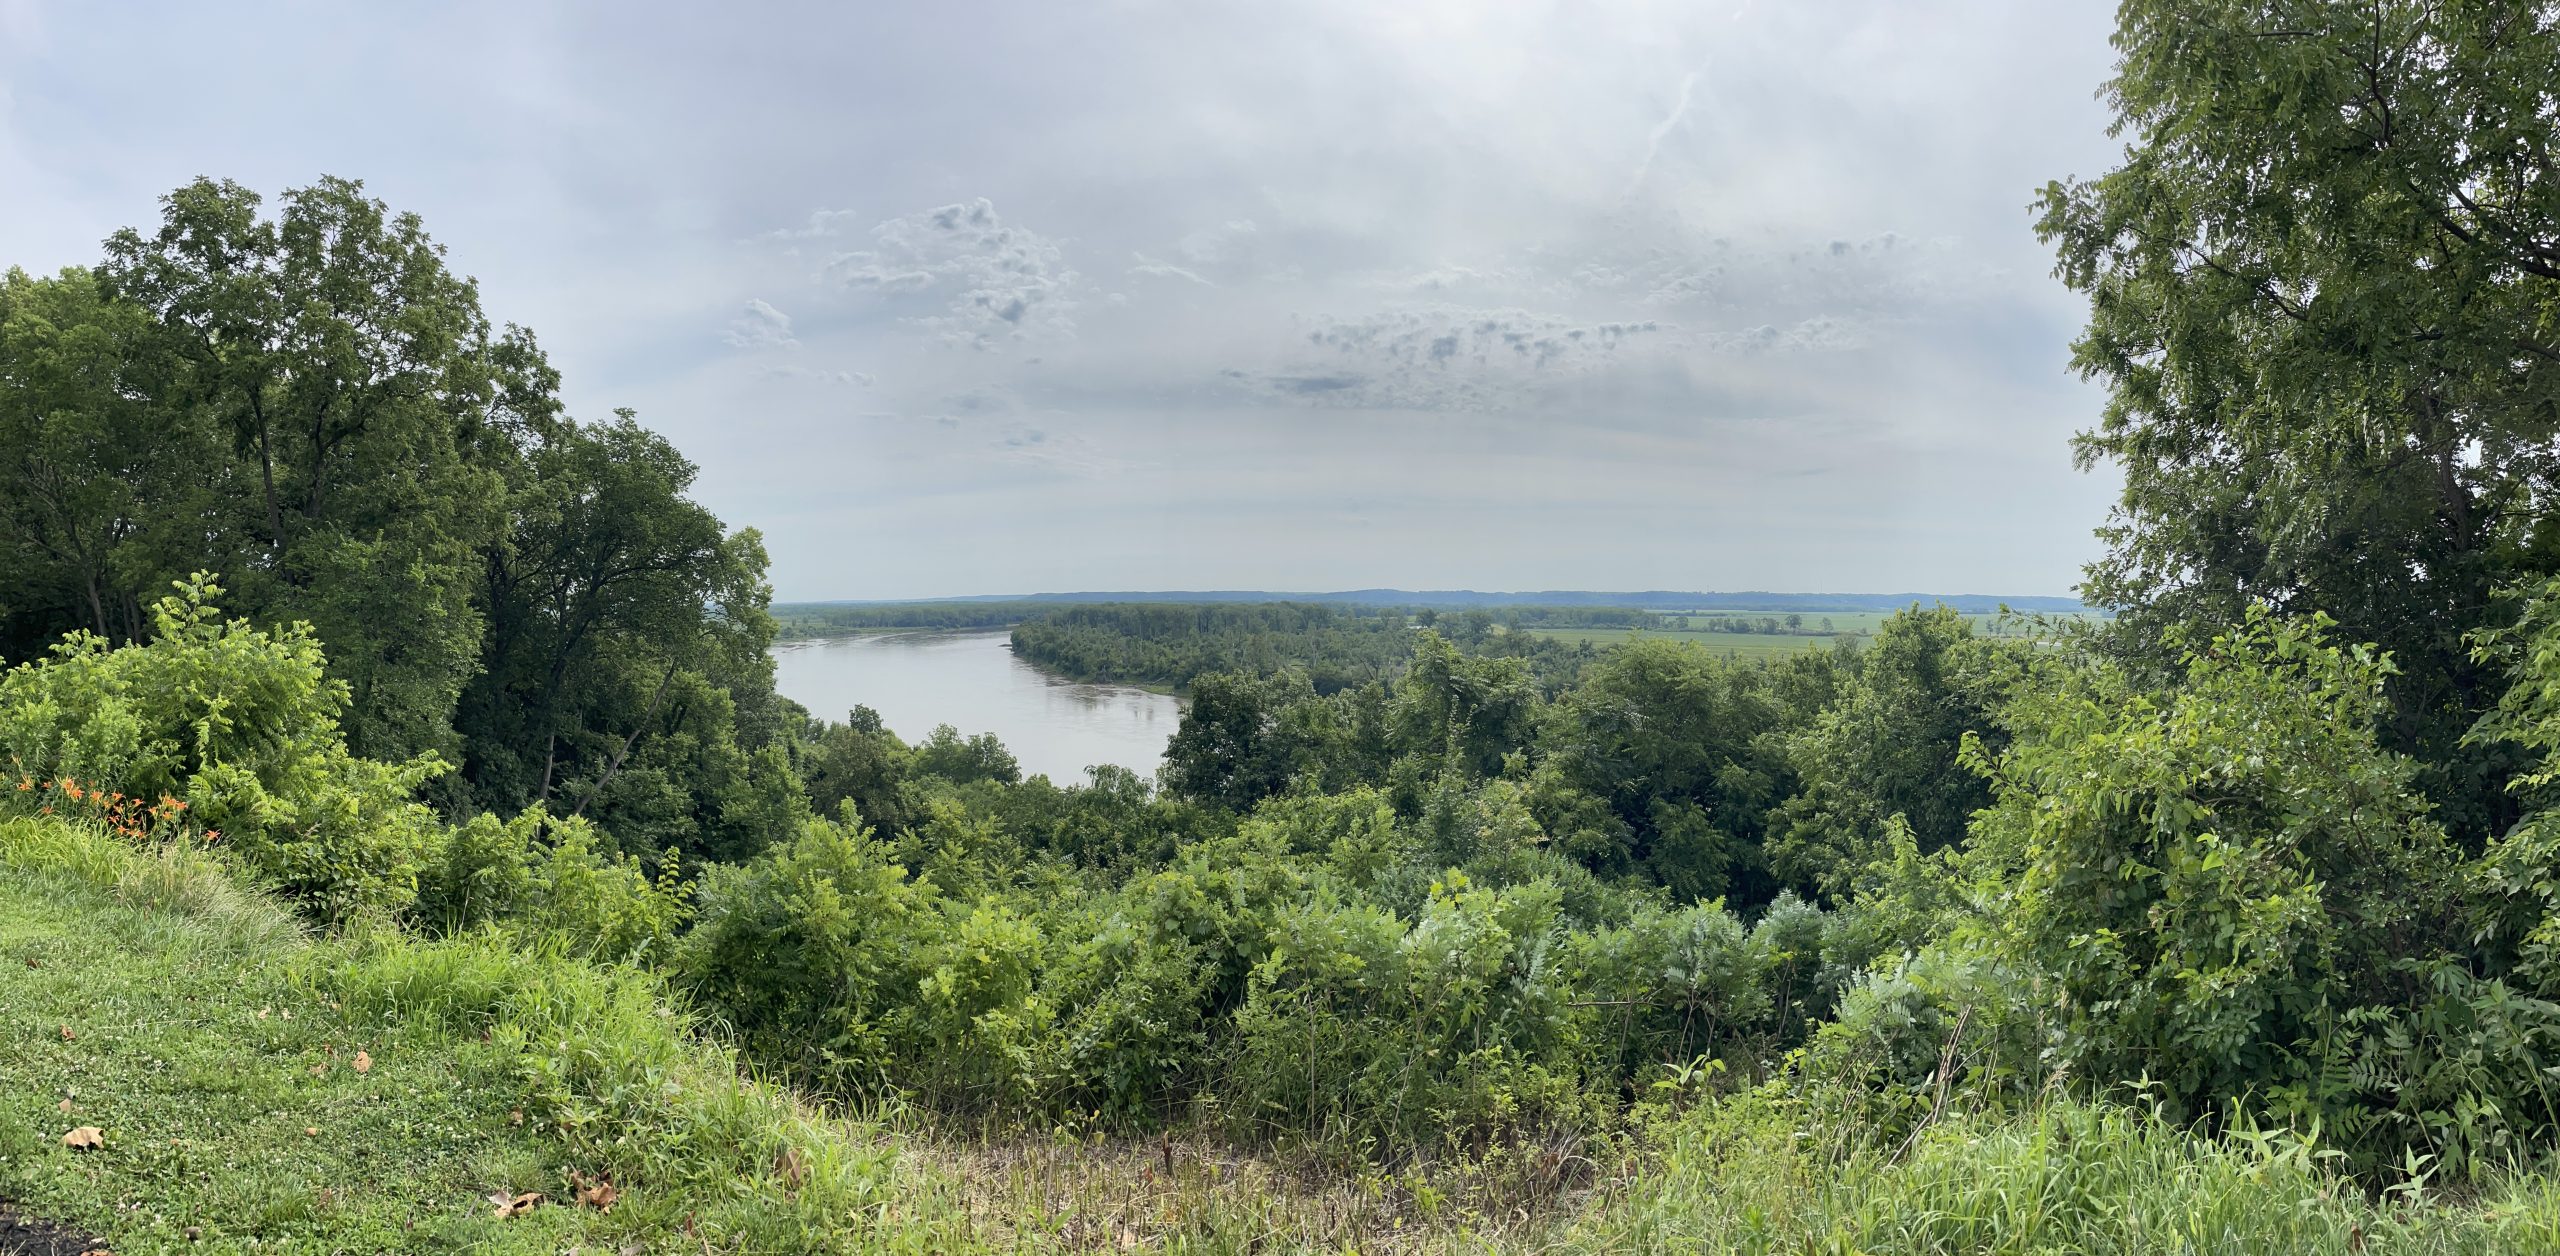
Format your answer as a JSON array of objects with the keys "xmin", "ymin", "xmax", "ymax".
[
  {"xmin": 1564, "ymin": 1094, "xmax": 2560, "ymax": 1255},
  {"xmin": 0, "ymin": 816, "xmax": 968, "ymax": 1254},
  {"xmin": 0, "ymin": 824, "xmax": 609, "ymax": 1252},
  {"xmin": 10, "ymin": 812, "xmax": 2560, "ymax": 1254}
]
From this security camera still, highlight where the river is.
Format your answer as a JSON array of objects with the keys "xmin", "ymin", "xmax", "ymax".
[{"xmin": 770, "ymin": 629, "xmax": 1183, "ymax": 784}]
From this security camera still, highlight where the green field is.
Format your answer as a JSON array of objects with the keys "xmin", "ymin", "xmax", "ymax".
[
  {"xmin": 1527, "ymin": 625, "xmax": 1838, "ymax": 658},
  {"xmin": 1528, "ymin": 610, "xmax": 2101, "ymax": 659}
]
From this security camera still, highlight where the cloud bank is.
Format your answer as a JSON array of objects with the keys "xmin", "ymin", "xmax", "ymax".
[{"xmin": 0, "ymin": 0, "xmax": 2127, "ymax": 599}]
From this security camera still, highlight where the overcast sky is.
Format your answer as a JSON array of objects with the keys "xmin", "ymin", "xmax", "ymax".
[{"xmin": 1, "ymin": 1, "xmax": 2126, "ymax": 600}]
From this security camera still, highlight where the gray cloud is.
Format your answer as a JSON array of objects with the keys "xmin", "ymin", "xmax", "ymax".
[
  {"xmin": 1230, "ymin": 307, "xmax": 1667, "ymax": 411},
  {"xmin": 824, "ymin": 198, "xmax": 1077, "ymax": 348}
]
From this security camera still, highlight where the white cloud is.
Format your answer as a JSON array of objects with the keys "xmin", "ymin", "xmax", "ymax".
[
  {"xmin": 1127, "ymin": 252, "xmax": 1213, "ymax": 286},
  {"xmin": 760, "ymin": 364, "xmax": 871, "ymax": 386},
  {"xmin": 723, "ymin": 298, "xmax": 799, "ymax": 350}
]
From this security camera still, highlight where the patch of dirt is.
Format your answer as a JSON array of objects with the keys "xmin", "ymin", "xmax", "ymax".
[{"xmin": 0, "ymin": 1202, "xmax": 106, "ymax": 1256}]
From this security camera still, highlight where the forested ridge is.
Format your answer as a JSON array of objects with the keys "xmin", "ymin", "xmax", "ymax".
[{"xmin": 15, "ymin": 4, "xmax": 2560, "ymax": 1250}]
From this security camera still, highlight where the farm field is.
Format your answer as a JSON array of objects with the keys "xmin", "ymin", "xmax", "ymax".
[{"xmin": 1526, "ymin": 609, "xmax": 2100, "ymax": 659}]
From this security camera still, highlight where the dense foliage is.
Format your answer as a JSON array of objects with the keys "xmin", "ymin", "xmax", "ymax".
[
  {"xmin": 2038, "ymin": 0, "xmax": 2560, "ymax": 840},
  {"xmin": 0, "ymin": 178, "xmax": 792, "ymax": 867}
]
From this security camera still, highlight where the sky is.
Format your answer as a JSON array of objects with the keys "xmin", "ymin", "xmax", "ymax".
[{"xmin": 0, "ymin": 0, "xmax": 2128, "ymax": 601}]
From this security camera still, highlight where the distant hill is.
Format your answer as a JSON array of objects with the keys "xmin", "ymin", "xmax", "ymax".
[{"xmin": 783, "ymin": 589, "xmax": 2095, "ymax": 615}]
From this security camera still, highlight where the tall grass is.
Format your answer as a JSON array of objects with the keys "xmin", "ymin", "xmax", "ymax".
[{"xmin": 1562, "ymin": 1094, "xmax": 2560, "ymax": 1254}]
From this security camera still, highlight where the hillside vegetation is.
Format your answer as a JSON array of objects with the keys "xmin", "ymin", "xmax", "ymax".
[{"xmin": 12, "ymin": 811, "xmax": 2560, "ymax": 1253}]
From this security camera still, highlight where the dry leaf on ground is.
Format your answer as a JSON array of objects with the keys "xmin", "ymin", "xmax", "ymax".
[
  {"xmin": 61, "ymin": 1126, "xmax": 103, "ymax": 1150},
  {"xmin": 488, "ymin": 1191, "xmax": 543, "ymax": 1219},
  {"xmin": 58, "ymin": 1025, "xmax": 74, "ymax": 1041},
  {"xmin": 352, "ymin": 1049, "xmax": 372, "ymax": 1074},
  {"xmin": 569, "ymin": 1171, "xmax": 619, "ymax": 1212}
]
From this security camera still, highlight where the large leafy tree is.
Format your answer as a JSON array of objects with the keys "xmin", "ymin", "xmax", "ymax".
[
  {"xmin": 1162, "ymin": 668, "xmax": 1322, "ymax": 811},
  {"xmin": 3, "ymin": 175, "xmax": 791, "ymax": 862},
  {"xmin": 96, "ymin": 177, "xmax": 522, "ymax": 758},
  {"xmin": 2040, "ymin": 1, "xmax": 2560, "ymax": 838},
  {"xmin": 458, "ymin": 412, "xmax": 776, "ymax": 810},
  {"xmin": 1534, "ymin": 639, "xmax": 1789, "ymax": 902}
]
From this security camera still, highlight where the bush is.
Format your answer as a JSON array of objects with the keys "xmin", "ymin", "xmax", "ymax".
[
  {"xmin": 1227, "ymin": 874, "xmax": 1598, "ymax": 1146},
  {"xmin": 418, "ymin": 806, "xmax": 689, "ymax": 964},
  {"xmin": 0, "ymin": 574, "xmax": 446, "ymax": 919},
  {"xmin": 677, "ymin": 816, "xmax": 931, "ymax": 1092},
  {"xmin": 1963, "ymin": 607, "xmax": 2464, "ymax": 1164}
]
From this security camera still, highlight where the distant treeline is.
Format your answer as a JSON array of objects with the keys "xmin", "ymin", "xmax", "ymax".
[
  {"xmin": 1685, "ymin": 614, "xmax": 1841, "ymax": 636},
  {"xmin": 772, "ymin": 601, "xmax": 1055, "ymax": 638},
  {"xmin": 911, "ymin": 588, "xmax": 2089, "ymax": 615},
  {"xmin": 1008, "ymin": 602, "xmax": 1609, "ymax": 692}
]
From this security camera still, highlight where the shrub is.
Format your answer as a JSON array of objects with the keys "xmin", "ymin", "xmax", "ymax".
[
  {"xmin": 676, "ymin": 816, "xmax": 931, "ymax": 1092},
  {"xmin": 418, "ymin": 806, "xmax": 689, "ymax": 964},
  {"xmin": 1963, "ymin": 607, "xmax": 2463, "ymax": 1161},
  {"xmin": 1227, "ymin": 874, "xmax": 1597, "ymax": 1146},
  {"xmin": 1570, "ymin": 900, "xmax": 1777, "ymax": 1086},
  {"xmin": 0, "ymin": 574, "xmax": 446, "ymax": 919}
]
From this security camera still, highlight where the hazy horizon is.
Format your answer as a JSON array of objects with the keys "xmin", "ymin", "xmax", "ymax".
[{"xmin": 2, "ymin": 1, "xmax": 2127, "ymax": 601}]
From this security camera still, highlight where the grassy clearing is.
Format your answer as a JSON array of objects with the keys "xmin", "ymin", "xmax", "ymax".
[
  {"xmin": 1529, "ymin": 611, "xmax": 2100, "ymax": 659},
  {"xmin": 0, "ymin": 825, "xmax": 612, "ymax": 1252}
]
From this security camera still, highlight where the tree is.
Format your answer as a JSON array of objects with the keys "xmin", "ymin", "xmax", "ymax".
[
  {"xmin": 1964, "ymin": 608, "xmax": 2460, "ymax": 1147},
  {"xmin": 0, "ymin": 267, "xmax": 220, "ymax": 653},
  {"xmin": 96, "ymin": 176, "xmax": 522, "ymax": 758},
  {"xmin": 1392, "ymin": 631, "xmax": 1535, "ymax": 780},
  {"xmin": 913, "ymin": 724, "xmax": 1021, "ymax": 786},
  {"xmin": 799, "ymin": 705, "xmax": 919, "ymax": 837},
  {"xmin": 1535, "ymin": 638, "xmax": 1790, "ymax": 902},
  {"xmin": 1162, "ymin": 668, "xmax": 1320, "ymax": 811},
  {"xmin": 456, "ymin": 411, "xmax": 777, "ymax": 831},
  {"xmin": 0, "ymin": 176, "xmax": 792, "ymax": 863},
  {"xmin": 2038, "ymin": 2, "xmax": 2560, "ymax": 839},
  {"xmin": 1766, "ymin": 607, "xmax": 2000, "ymax": 892}
]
